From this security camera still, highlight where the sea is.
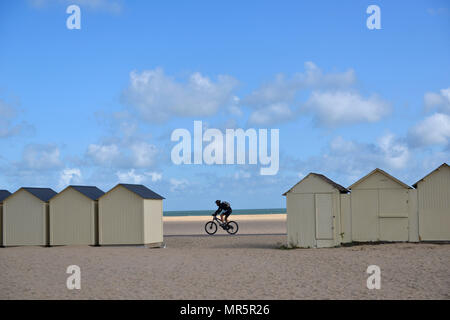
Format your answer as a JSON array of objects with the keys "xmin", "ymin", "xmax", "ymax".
[{"xmin": 164, "ymin": 208, "xmax": 286, "ymax": 217}]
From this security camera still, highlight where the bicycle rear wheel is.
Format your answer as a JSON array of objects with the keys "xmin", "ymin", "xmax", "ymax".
[
  {"xmin": 205, "ymin": 221, "xmax": 218, "ymax": 235},
  {"xmin": 226, "ymin": 221, "xmax": 239, "ymax": 235}
]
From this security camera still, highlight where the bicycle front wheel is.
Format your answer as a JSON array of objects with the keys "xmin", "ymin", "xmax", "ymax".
[
  {"xmin": 205, "ymin": 221, "xmax": 218, "ymax": 235},
  {"xmin": 226, "ymin": 221, "xmax": 239, "ymax": 235}
]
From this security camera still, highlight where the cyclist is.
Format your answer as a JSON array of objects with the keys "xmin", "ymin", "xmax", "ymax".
[{"xmin": 214, "ymin": 200, "xmax": 232, "ymax": 225}]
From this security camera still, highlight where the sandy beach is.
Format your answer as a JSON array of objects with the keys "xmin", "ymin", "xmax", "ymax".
[
  {"xmin": 163, "ymin": 213, "xmax": 287, "ymax": 235},
  {"xmin": 1, "ymin": 214, "xmax": 449, "ymax": 300}
]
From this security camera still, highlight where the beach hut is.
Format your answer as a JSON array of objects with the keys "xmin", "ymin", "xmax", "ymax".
[
  {"xmin": 98, "ymin": 184, "xmax": 165, "ymax": 246},
  {"xmin": 0, "ymin": 190, "xmax": 12, "ymax": 247},
  {"xmin": 413, "ymin": 163, "xmax": 450, "ymax": 241},
  {"xmin": 283, "ymin": 173, "xmax": 350, "ymax": 248},
  {"xmin": 348, "ymin": 169, "xmax": 416, "ymax": 242},
  {"xmin": 49, "ymin": 186, "xmax": 105, "ymax": 246},
  {"xmin": 3, "ymin": 187, "xmax": 57, "ymax": 246}
]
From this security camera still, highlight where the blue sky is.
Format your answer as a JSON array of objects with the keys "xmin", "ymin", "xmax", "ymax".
[{"xmin": 0, "ymin": 0, "xmax": 449, "ymax": 210}]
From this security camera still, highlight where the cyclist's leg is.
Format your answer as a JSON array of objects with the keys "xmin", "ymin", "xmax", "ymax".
[
  {"xmin": 224, "ymin": 209, "xmax": 231, "ymax": 223},
  {"xmin": 220, "ymin": 213, "xmax": 224, "ymax": 223}
]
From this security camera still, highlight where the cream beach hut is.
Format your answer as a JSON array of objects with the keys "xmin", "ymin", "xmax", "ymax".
[
  {"xmin": 49, "ymin": 186, "xmax": 105, "ymax": 246},
  {"xmin": 98, "ymin": 184, "xmax": 165, "ymax": 246},
  {"xmin": 348, "ymin": 169, "xmax": 417, "ymax": 242},
  {"xmin": 0, "ymin": 190, "xmax": 12, "ymax": 247},
  {"xmin": 413, "ymin": 163, "xmax": 450, "ymax": 241},
  {"xmin": 283, "ymin": 173, "xmax": 350, "ymax": 248},
  {"xmin": 3, "ymin": 187, "xmax": 57, "ymax": 246}
]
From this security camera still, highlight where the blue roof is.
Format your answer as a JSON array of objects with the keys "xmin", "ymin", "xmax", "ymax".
[
  {"xmin": 0, "ymin": 190, "xmax": 11, "ymax": 202},
  {"xmin": 119, "ymin": 184, "xmax": 165, "ymax": 200},
  {"xmin": 70, "ymin": 186, "xmax": 105, "ymax": 200},
  {"xmin": 22, "ymin": 187, "xmax": 57, "ymax": 202}
]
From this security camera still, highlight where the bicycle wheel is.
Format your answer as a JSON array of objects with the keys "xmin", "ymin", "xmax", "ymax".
[
  {"xmin": 226, "ymin": 221, "xmax": 239, "ymax": 235},
  {"xmin": 205, "ymin": 221, "xmax": 218, "ymax": 235}
]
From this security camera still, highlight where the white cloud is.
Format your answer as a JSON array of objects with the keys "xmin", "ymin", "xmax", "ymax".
[
  {"xmin": 233, "ymin": 170, "xmax": 251, "ymax": 180},
  {"xmin": 0, "ymin": 98, "xmax": 33, "ymax": 138},
  {"xmin": 22, "ymin": 144, "xmax": 62, "ymax": 170},
  {"xmin": 243, "ymin": 62, "xmax": 388, "ymax": 126},
  {"xmin": 170, "ymin": 178, "xmax": 189, "ymax": 192},
  {"xmin": 2, "ymin": 143, "xmax": 64, "ymax": 188},
  {"xmin": 116, "ymin": 169, "xmax": 146, "ymax": 184},
  {"xmin": 304, "ymin": 91, "xmax": 391, "ymax": 127},
  {"xmin": 114, "ymin": 169, "xmax": 162, "ymax": 185},
  {"xmin": 145, "ymin": 171, "xmax": 162, "ymax": 182},
  {"xmin": 298, "ymin": 134, "xmax": 410, "ymax": 184},
  {"xmin": 130, "ymin": 142, "xmax": 158, "ymax": 168},
  {"xmin": 228, "ymin": 96, "xmax": 243, "ymax": 117},
  {"xmin": 122, "ymin": 68, "xmax": 239, "ymax": 122},
  {"xmin": 244, "ymin": 62, "xmax": 356, "ymax": 109},
  {"xmin": 329, "ymin": 135, "xmax": 357, "ymax": 153},
  {"xmin": 86, "ymin": 140, "xmax": 159, "ymax": 169},
  {"xmin": 377, "ymin": 133, "xmax": 411, "ymax": 169},
  {"xmin": 244, "ymin": 74, "xmax": 299, "ymax": 108},
  {"xmin": 243, "ymin": 62, "xmax": 356, "ymax": 108},
  {"xmin": 408, "ymin": 113, "xmax": 450, "ymax": 147},
  {"xmin": 87, "ymin": 143, "xmax": 120, "ymax": 165},
  {"xmin": 58, "ymin": 168, "xmax": 82, "ymax": 189},
  {"xmin": 248, "ymin": 103, "xmax": 295, "ymax": 126},
  {"xmin": 424, "ymin": 87, "xmax": 450, "ymax": 114},
  {"xmin": 298, "ymin": 61, "xmax": 356, "ymax": 89}
]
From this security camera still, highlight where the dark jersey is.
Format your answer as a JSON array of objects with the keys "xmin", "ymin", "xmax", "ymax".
[
  {"xmin": 215, "ymin": 201, "xmax": 232, "ymax": 215},
  {"xmin": 219, "ymin": 201, "xmax": 231, "ymax": 210}
]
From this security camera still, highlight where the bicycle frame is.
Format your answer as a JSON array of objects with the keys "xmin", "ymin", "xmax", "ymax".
[
  {"xmin": 206, "ymin": 214, "xmax": 238, "ymax": 235},
  {"xmin": 212, "ymin": 215, "xmax": 228, "ymax": 228}
]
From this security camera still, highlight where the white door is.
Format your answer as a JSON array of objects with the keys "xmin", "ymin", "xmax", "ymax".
[
  {"xmin": 351, "ymin": 189, "xmax": 379, "ymax": 241},
  {"xmin": 315, "ymin": 194, "xmax": 333, "ymax": 240},
  {"xmin": 378, "ymin": 189, "xmax": 409, "ymax": 241}
]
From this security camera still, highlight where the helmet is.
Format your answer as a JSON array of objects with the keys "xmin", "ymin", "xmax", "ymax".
[{"xmin": 215, "ymin": 200, "xmax": 221, "ymax": 205}]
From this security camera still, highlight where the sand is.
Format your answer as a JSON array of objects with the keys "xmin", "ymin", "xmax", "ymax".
[
  {"xmin": 163, "ymin": 214, "xmax": 286, "ymax": 235},
  {"xmin": 1, "ymin": 215, "xmax": 449, "ymax": 300}
]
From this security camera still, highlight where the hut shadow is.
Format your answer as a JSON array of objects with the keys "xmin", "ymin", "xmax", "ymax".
[
  {"xmin": 209, "ymin": 243, "xmax": 282, "ymax": 250},
  {"xmin": 207, "ymin": 234, "xmax": 286, "ymax": 250}
]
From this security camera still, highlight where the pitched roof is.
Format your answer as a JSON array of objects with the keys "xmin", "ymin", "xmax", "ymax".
[
  {"xmin": 348, "ymin": 168, "xmax": 412, "ymax": 190},
  {"xmin": 121, "ymin": 184, "xmax": 165, "ymax": 199},
  {"xmin": 102, "ymin": 184, "xmax": 165, "ymax": 200},
  {"xmin": 22, "ymin": 187, "xmax": 57, "ymax": 202},
  {"xmin": 282, "ymin": 173, "xmax": 349, "ymax": 196},
  {"xmin": 0, "ymin": 190, "xmax": 11, "ymax": 202},
  {"xmin": 69, "ymin": 186, "xmax": 105, "ymax": 200},
  {"xmin": 412, "ymin": 163, "xmax": 449, "ymax": 188}
]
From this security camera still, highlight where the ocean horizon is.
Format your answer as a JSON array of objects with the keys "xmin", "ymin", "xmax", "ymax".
[{"xmin": 164, "ymin": 208, "xmax": 286, "ymax": 217}]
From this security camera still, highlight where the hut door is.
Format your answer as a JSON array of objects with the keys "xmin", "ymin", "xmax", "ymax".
[
  {"xmin": 315, "ymin": 194, "xmax": 333, "ymax": 240},
  {"xmin": 378, "ymin": 189, "xmax": 409, "ymax": 241}
]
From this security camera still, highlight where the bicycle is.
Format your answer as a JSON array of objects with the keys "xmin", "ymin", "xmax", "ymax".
[{"xmin": 205, "ymin": 214, "xmax": 239, "ymax": 235}]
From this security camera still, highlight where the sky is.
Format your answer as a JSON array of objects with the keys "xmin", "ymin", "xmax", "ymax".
[{"xmin": 0, "ymin": 0, "xmax": 449, "ymax": 210}]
